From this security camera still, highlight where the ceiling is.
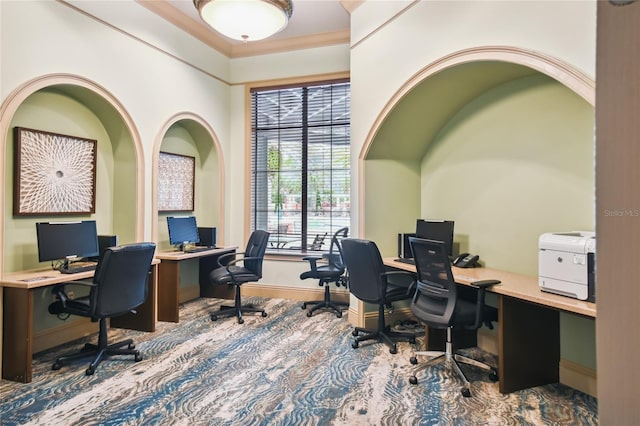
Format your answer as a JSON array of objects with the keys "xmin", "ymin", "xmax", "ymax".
[{"xmin": 139, "ymin": 0, "xmax": 357, "ymax": 58}]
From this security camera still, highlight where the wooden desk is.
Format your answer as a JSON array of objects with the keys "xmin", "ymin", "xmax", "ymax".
[
  {"xmin": 155, "ymin": 247, "xmax": 236, "ymax": 322},
  {"xmin": 1, "ymin": 261, "xmax": 159, "ymax": 383},
  {"xmin": 383, "ymin": 257, "xmax": 596, "ymax": 394}
]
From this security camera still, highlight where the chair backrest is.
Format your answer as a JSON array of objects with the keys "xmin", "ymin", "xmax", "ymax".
[
  {"xmin": 408, "ymin": 237, "xmax": 457, "ymax": 328},
  {"xmin": 341, "ymin": 238, "xmax": 388, "ymax": 304},
  {"xmin": 90, "ymin": 242, "xmax": 156, "ymax": 318},
  {"xmin": 309, "ymin": 232, "xmax": 328, "ymax": 250},
  {"xmin": 326, "ymin": 227, "xmax": 349, "ymax": 269},
  {"xmin": 243, "ymin": 230, "xmax": 270, "ymax": 278}
]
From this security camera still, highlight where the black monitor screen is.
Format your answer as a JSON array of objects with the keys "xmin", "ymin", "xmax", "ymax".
[
  {"xmin": 167, "ymin": 216, "xmax": 200, "ymax": 246},
  {"xmin": 36, "ymin": 221, "xmax": 99, "ymax": 262},
  {"xmin": 415, "ymin": 219, "xmax": 455, "ymax": 257}
]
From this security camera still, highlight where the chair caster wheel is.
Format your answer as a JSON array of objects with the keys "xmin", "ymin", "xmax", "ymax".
[
  {"xmin": 52, "ymin": 362, "xmax": 62, "ymax": 371},
  {"xmin": 86, "ymin": 366, "xmax": 95, "ymax": 376},
  {"xmin": 210, "ymin": 314, "xmax": 218, "ymax": 321},
  {"xmin": 261, "ymin": 312, "xmax": 268, "ymax": 317},
  {"xmin": 352, "ymin": 340, "xmax": 359, "ymax": 349},
  {"xmin": 410, "ymin": 356, "xmax": 418, "ymax": 365},
  {"xmin": 409, "ymin": 376, "xmax": 418, "ymax": 385},
  {"xmin": 461, "ymin": 388, "xmax": 471, "ymax": 398},
  {"xmin": 301, "ymin": 303, "xmax": 307, "ymax": 309},
  {"xmin": 128, "ymin": 343, "xmax": 136, "ymax": 350},
  {"xmin": 389, "ymin": 345, "xmax": 397, "ymax": 354},
  {"xmin": 352, "ymin": 330, "xmax": 359, "ymax": 337},
  {"xmin": 306, "ymin": 311, "xmax": 313, "ymax": 317},
  {"xmin": 238, "ymin": 318, "xmax": 245, "ymax": 324},
  {"xmin": 489, "ymin": 371, "xmax": 499, "ymax": 382},
  {"xmin": 134, "ymin": 351, "xmax": 143, "ymax": 362},
  {"xmin": 336, "ymin": 311, "xmax": 342, "ymax": 318}
]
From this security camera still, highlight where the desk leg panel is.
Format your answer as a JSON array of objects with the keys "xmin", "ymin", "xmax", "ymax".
[
  {"xmin": 2, "ymin": 287, "xmax": 34, "ymax": 383},
  {"xmin": 499, "ymin": 296, "xmax": 560, "ymax": 393},
  {"xmin": 111, "ymin": 266, "xmax": 157, "ymax": 332},
  {"xmin": 158, "ymin": 261, "xmax": 179, "ymax": 323}
]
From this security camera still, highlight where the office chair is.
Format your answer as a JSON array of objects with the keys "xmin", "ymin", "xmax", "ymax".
[
  {"xmin": 308, "ymin": 232, "xmax": 328, "ymax": 251},
  {"xmin": 47, "ymin": 243, "xmax": 156, "ymax": 376},
  {"xmin": 207, "ymin": 230, "xmax": 270, "ymax": 324},
  {"xmin": 300, "ymin": 227, "xmax": 349, "ymax": 318},
  {"xmin": 407, "ymin": 237, "xmax": 500, "ymax": 397},
  {"xmin": 341, "ymin": 238, "xmax": 417, "ymax": 354}
]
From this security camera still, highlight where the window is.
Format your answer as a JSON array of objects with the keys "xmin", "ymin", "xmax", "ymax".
[{"xmin": 250, "ymin": 80, "xmax": 350, "ymax": 253}]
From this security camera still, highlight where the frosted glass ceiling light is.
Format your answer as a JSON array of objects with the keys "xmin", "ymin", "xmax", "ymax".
[{"xmin": 194, "ymin": 0, "xmax": 294, "ymax": 42}]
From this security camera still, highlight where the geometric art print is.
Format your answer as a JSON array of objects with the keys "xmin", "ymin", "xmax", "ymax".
[
  {"xmin": 158, "ymin": 151, "xmax": 195, "ymax": 212},
  {"xmin": 13, "ymin": 127, "xmax": 97, "ymax": 215}
]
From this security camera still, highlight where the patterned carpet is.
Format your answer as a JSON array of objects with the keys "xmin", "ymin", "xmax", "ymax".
[{"xmin": 0, "ymin": 297, "xmax": 597, "ymax": 425}]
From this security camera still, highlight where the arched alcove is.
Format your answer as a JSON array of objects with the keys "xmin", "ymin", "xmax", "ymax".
[
  {"xmin": 152, "ymin": 113, "xmax": 225, "ymax": 249},
  {"xmin": 0, "ymin": 74, "xmax": 144, "ymax": 346},
  {"xmin": 356, "ymin": 47, "xmax": 597, "ymax": 378},
  {"xmin": 0, "ymin": 74, "xmax": 144, "ymax": 277},
  {"xmin": 359, "ymin": 47, "xmax": 595, "ymax": 258}
]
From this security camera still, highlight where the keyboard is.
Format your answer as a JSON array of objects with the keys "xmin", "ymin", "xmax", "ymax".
[
  {"xmin": 60, "ymin": 261, "xmax": 98, "ymax": 274},
  {"xmin": 394, "ymin": 258, "xmax": 415, "ymax": 265},
  {"xmin": 184, "ymin": 246, "xmax": 216, "ymax": 253}
]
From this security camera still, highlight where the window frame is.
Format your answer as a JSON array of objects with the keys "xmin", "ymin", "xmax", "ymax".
[{"xmin": 245, "ymin": 74, "xmax": 351, "ymax": 256}]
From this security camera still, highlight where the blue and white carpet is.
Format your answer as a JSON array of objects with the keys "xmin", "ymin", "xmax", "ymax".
[{"xmin": 0, "ymin": 297, "xmax": 597, "ymax": 425}]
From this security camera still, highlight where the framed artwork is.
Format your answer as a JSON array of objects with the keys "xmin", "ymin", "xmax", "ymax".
[
  {"xmin": 158, "ymin": 151, "xmax": 195, "ymax": 212},
  {"xmin": 13, "ymin": 127, "xmax": 97, "ymax": 216}
]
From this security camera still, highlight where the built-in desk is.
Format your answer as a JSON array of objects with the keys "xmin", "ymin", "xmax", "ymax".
[
  {"xmin": 1, "ymin": 260, "xmax": 159, "ymax": 383},
  {"xmin": 155, "ymin": 247, "xmax": 236, "ymax": 322},
  {"xmin": 383, "ymin": 258, "xmax": 596, "ymax": 394}
]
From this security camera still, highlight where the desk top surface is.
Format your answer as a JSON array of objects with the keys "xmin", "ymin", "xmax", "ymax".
[
  {"xmin": 155, "ymin": 246, "xmax": 236, "ymax": 261},
  {"xmin": 383, "ymin": 257, "xmax": 596, "ymax": 318},
  {"xmin": 1, "ymin": 259, "xmax": 160, "ymax": 290}
]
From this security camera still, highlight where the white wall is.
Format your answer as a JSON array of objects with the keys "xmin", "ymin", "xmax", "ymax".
[
  {"xmin": 1, "ymin": 1, "xmax": 230, "ymax": 241},
  {"xmin": 350, "ymin": 0, "xmax": 597, "ymax": 238}
]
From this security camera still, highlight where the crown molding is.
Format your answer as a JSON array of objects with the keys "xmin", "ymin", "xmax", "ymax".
[
  {"xmin": 138, "ymin": 0, "xmax": 351, "ymax": 59},
  {"xmin": 340, "ymin": 0, "xmax": 364, "ymax": 14},
  {"xmin": 137, "ymin": 0, "xmax": 233, "ymax": 57},
  {"xmin": 230, "ymin": 29, "xmax": 350, "ymax": 58}
]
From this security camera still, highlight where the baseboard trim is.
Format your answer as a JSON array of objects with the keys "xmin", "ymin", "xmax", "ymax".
[
  {"xmin": 559, "ymin": 359, "xmax": 597, "ymax": 397},
  {"xmin": 240, "ymin": 283, "xmax": 350, "ymax": 304},
  {"xmin": 33, "ymin": 318, "xmax": 98, "ymax": 354}
]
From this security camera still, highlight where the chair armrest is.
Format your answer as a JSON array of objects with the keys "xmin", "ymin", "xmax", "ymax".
[
  {"xmin": 468, "ymin": 279, "xmax": 501, "ymax": 330},
  {"xmin": 470, "ymin": 279, "xmax": 501, "ymax": 289},
  {"xmin": 217, "ymin": 251, "xmax": 242, "ymax": 268},
  {"xmin": 302, "ymin": 255, "xmax": 322, "ymax": 273},
  {"xmin": 381, "ymin": 270, "xmax": 417, "ymax": 297},
  {"xmin": 52, "ymin": 281, "xmax": 96, "ymax": 308}
]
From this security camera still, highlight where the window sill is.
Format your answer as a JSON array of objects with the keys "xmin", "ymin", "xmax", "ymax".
[{"xmin": 265, "ymin": 249, "xmax": 327, "ymax": 262}]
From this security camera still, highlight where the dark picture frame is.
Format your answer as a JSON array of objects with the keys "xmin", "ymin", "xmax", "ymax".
[
  {"xmin": 158, "ymin": 151, "xmax": 195, "ymax": 212},
  {"xmin": 13, "ymin": 127, "xmax": 97, "ymax": 216}
]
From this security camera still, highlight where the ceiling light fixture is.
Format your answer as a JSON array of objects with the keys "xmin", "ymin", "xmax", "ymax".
[{"xmin": 193, "ymin": 0, "xmax": 294, "ymax": 42}]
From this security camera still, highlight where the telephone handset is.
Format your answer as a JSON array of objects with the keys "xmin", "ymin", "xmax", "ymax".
[{"xmin": 453, "ymin": 252, "xmax": 480, "ymax": 268}]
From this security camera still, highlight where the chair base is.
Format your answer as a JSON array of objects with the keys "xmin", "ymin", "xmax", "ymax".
[
  {"xmin": 409, "ymin": 328, "xmax": 498, "ymax": 397},
  {"xmin": 210, "ymin": 285, "xmax": 267, "ymax": 324},
  {"xmin": 351, "ymin": 304, "xmax": 416, "ymax": 354},
  {"xmin": 302, "ymin": 283, "xmax": 348, "ymax": 318},
  {"xmin": 52, "ymin": 318, "xmax": 142, "ymax": 376}
]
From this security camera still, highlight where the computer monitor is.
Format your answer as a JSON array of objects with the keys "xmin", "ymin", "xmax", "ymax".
[
  {"xmin": 415, "ymin": 219, "xmax": 455, "ymax": 257},
  {"xmin": 167, "ymin": 216, "xmax": 200, "ymax": 250},
  {"xmin": 36, "ymin": 221, "xmax": 99, "ymax": 267},
  {"xmin": 88, "ymin": 235, "xmax": 119, "ymax": 261}
]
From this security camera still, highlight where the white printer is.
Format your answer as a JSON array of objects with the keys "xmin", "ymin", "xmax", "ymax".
[{"xmin": 538, "ymin": 232, "xmax": 596, "ymax": 302}]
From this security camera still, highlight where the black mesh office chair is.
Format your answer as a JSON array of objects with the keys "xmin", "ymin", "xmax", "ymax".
[
  {"xmin": 407, "ymin": 237, "xmax": 500, "ymax": 397},
  {"xmin": 300, "ymin": 227, "xmax": 349, "ymax": 318},
  {"xmin": 207, "ymin": 230, "xmax": 270, "ymax": 324},
  {"xmin": 341, "ymin": 238, "xmax": 417, "ymax": 354},
  {"xmin": 47, "ymin": 243, "xmax": 156, "ymax": 376}
]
